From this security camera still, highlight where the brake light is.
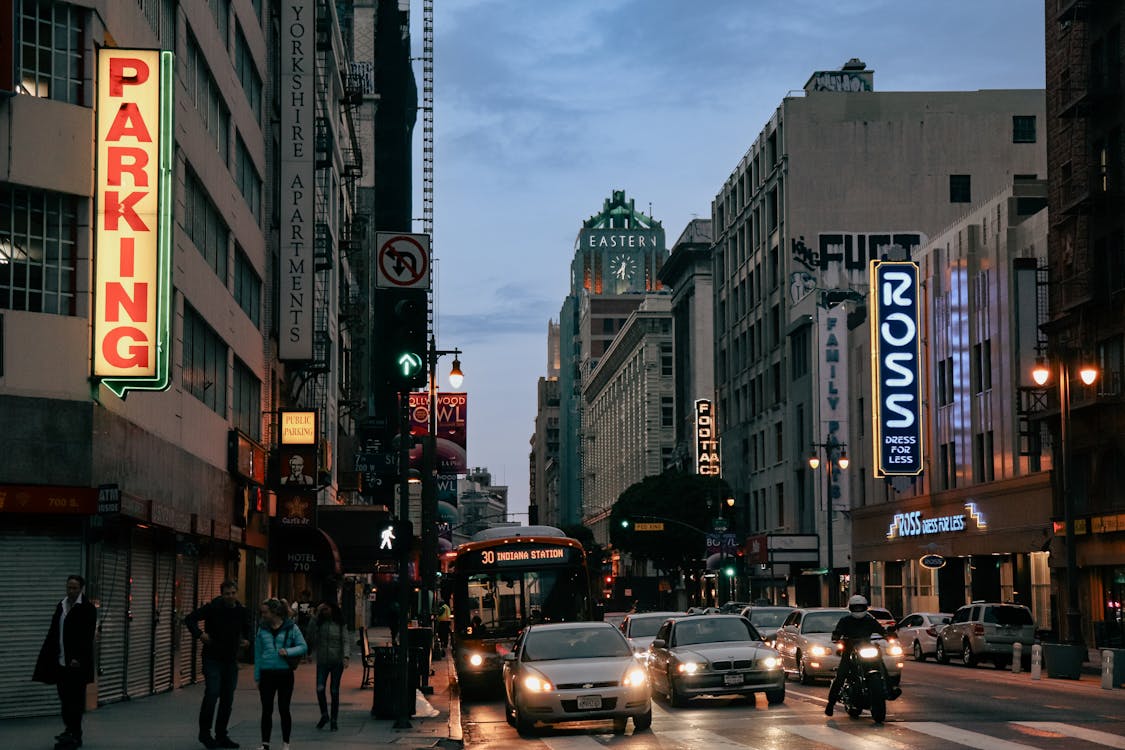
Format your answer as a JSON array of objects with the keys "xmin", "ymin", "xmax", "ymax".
[
  {"xmin": 973, "ymin": 624, "xmax": 985, "ymax": 636},
  {"xmin": 925, "ymin": 627, "xmax": 937, "ymax": 637}
]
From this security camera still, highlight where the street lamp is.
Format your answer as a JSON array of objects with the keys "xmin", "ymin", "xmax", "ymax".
[
  {"xmin": 1031, "ymin": 354, "xmax": 1097, "ymax": 646},
  {"xmin": 809, "ymin": 440, "xmax": 848, "ymax": 607}
]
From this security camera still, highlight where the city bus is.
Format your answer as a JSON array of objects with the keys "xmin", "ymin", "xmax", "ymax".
[{"xmin": 448, "ymin": 525, "xmax": 595, "ymax": 694}]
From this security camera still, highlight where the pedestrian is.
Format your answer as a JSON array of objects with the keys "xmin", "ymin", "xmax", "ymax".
[
  {"xmin": 308, "ymin": 600, "xmax": 348, "ymax": 730},
  {"xmin": 184, "ymin": 579, "xmax": 251, "ymax": 749},
  {"xmin": 33, "ymin": 574, "xmax": 97, "ymax": 750},
  {"xmin": 254, "ymin": 597, "xmax": 308, "ymax": 750},
  {"xmin": 296, "ymin": 590, "xmax": 314, "ymax": 662},
  {"xmin": 435, "ymin": 598, "xmax": 452, "ymax": 657},
  {"xmin": 387, "ymin": 598, "xmax": 402, "ymax": 646}
]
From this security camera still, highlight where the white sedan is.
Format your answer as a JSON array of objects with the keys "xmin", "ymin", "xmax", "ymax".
[
  {"xmin": 502, "ymin": 621, "xmax": 651, "ymax": 735},
  {"xmin": 896, "ymin": 611, "xmax": 953, "ymax": 661}
]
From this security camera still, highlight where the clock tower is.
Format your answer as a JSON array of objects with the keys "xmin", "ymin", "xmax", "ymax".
[{"xmin": 570, "ymin": 190, "xmax": 667, "ymax": 296}]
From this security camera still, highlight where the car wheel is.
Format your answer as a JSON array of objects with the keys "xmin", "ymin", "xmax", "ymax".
[
  {"xmin": 667, "ymin": 671, "xmax": 689, "ymax": 708},
  {"xmin": 503, "ymin": 695, "xmax": 516, "ymax": 727},
  {"xmin": 766, "ymin": 684, "xmax": 785, "ymax": 705},
  {"xmin": 961, "ymin": 640, "xmax": 977, "ymax": 668},
  {"xmin": 935, "ymin": 640, "xmax": 950, "ymax": 664},
  {"xmin": 513, "ymin": 691, "xmax": 536, "ymax": 736},
  {"xmin": 798, "ymin": 654, "xmax": 815, "ymax": 685},
  {"xmin": 913, "ymin": 640, "xmax": 925, "ymax": 662},
  {"xmin": 633, "ymin": 708, "xmax": 653, "ymax": 731}
]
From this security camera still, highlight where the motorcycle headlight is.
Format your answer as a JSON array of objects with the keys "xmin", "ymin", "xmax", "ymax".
[
  {"xmin": 523, "ymin": 672, "xmax": 553, "ymax": 692},
  {"xmin": 761, "ymin": 656, "xmax": 780, "ymax": 669},
  {"xmin": 623, "ymin": 667, "xmax": 647, "ymax": 686},
  {"xmin": 858, "ymin": 646, "xmax": 880, "ymax": 659},
  {"xmin": 677, "ymin": 661, "xmax": 702, "ymax": 674},
  {"xmin": 810, "ymin": 645, "xmax": 830, "ymax": 657}
]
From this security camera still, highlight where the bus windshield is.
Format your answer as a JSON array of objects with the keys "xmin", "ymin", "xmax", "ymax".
[{"xmin": 456, "ymin": 567, "xmax": 590, "ymax": 638}]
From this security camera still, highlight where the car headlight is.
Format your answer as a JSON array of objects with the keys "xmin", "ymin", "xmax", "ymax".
[
  {"xmin": 810, "ymin": 645, "xmax": 830, "ymax": 657},
  {"xmin": 623, "ymin": 667, "xmax": 647, "ymax": 686},
  {"xmin": 523, "ymin": 673, "xmax": 553, "ymax": 692},
  {"xmin": 468, "ymin": 653, "xmax": 484, "ymax": 667},
  {"xmin": 886, "ymin": 643, "xmax": 904, "ymax": 657},
  {"xmin": 677, "ymin": 661, "xmax": 703, "ymax": 674},
  {"xmin": 761, "ymin": 656, "xmax": 780, "ymax": 669},
  {"xmin": 858, "ymin": 646, "xmax": 880, "ymax": 659}
]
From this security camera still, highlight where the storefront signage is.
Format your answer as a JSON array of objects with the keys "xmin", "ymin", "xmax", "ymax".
[
  {"xmin": 920, "ymin": 554, "xmax": 946, "ymax": 569},
  {"xmin": 280, "ymin": 410, "xmax": 317, "ymax": 444},
  {"xmin": 0, "ymin": 485, "xmax": 97, "ymax": 515},
  {"xmin": 695, "ymin": 399, "xmax": 720, "ymax": 476},
  {"xmin": 93, "ymin": 49, "xmax": 174, "ymax": 397},
  {"xmin": 97, "ymin": 484, "xmax": 121, "ymax": 515},
  {"xmin": 870, "ymin": 260, "xmax": 924, "ymax": 476},
  {"xmin": 887, "ymin": 503, "xmax": 987, "ymax": 539}
]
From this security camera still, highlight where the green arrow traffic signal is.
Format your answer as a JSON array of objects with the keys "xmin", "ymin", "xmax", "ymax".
[
  {"xmin": 620, "ymin": 519, "xmax": 630, "ymax": 528},
  {"xmin": 397, "ymin": 352, "xmax": 423, "ymax": 378}
]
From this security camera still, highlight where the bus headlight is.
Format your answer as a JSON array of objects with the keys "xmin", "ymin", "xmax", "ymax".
[{"xmin": 468, "ymin": 653, "xmax": 484, "ymax": 667}]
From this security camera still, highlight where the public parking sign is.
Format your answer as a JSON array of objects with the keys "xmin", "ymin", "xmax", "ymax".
[{"xmin": 375, "ymin": 232, "xmax": 430, "ymax": 289}]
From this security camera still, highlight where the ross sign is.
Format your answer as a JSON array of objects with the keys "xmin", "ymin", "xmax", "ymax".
[
  {"xmin": 280, "ymin": 410, "xmax": 317, "ymax": 445},
  {"xmin": 886, "ymin": 503, "xmax": 986, "ymax": 539},
  {"xmin": 634, "ymin": 522, "xmax": 664, "ymax": 532},
  {"xmin": 279, "ymin": 0, "xmax": 315, "ymax": 360},
  {"xmin": 93, "ymin": 49, "xmax": 174, "ymax": 397},
  {"xmin": 695, "ymin": 399, "xmax": 721, "ymax": 476},
  {"xmin": 870, "ymin": 261, "xmax": 924, "ymax": 476},
  {"xmin": 920, "ymin": 554, "xmax": 946, "ymax": 569},
  {"xmin": 375, "ymin": 232, "xmax": 431, "ymax": 289}
]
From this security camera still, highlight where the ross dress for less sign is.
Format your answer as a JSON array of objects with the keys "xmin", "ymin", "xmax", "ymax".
[{"xmin": 869, "ymin": 261, "xmax": 923, "ymax": 476}]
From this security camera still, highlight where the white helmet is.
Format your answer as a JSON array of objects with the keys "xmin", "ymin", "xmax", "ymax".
[{"xmin": 848, "ymin": 594, "xmax": 868, "ymax": 618}]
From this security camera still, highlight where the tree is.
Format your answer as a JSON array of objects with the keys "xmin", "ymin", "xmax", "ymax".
[
  {"xmin": 561, "ymin": 523, "xmax": 606, "ymax": 599},
  {"xmin": 609, "ymin": 471, "xmax": 732, "ymax": 573}
]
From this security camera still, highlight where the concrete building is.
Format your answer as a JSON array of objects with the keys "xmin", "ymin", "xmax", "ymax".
[
  {"xmin": 711, "ymin": 59, "xmax": 1046, "ymax": 607},
  {"xmin": 529, "ymin": 341, "xmax": 560, "ymax": 526}
]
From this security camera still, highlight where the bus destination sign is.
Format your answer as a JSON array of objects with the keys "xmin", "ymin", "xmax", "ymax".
[{"xmin": 464, "ymin": 543, "xmax": 579, "ymax": 568}]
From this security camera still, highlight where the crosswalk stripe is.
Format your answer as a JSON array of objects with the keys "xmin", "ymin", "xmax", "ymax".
[
  {"xmin": 785, "ymin": 724, "xmax": 908, "ymax": 749},
  {"xmin": 1012, "ymin": 722, "xmax": 1125, "ymax": 749},
  {"xmin": 658, "ymin": 729, "xmax": 762, "ymax": 750},
  {"xmin": 539, "ymin": 735, "xmax": 606, "ymax": 750},
  {"xmin": 902, "ymin": 722, "xmax": 1040, "ymax": 749}
]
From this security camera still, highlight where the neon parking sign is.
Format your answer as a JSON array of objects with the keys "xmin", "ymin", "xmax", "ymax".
[{"xmin": 870, "ymin": 261, "xmax": 923, "ymax": 476}]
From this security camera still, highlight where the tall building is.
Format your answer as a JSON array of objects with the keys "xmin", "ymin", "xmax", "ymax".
[
  {"xmin": 711, "ymin": 60, "xmax": 1046, "ymax": 606},
  {"xmin": 1043, "ymin": 1, "xmax": 1125, "ymax": 647},
  {"xmin": 557, "ymin": 190, "xmax": 667, "ymax": 526},
  {"xmin": 529, "ymin": 322, "xmax": 560, "ymax": 525}
]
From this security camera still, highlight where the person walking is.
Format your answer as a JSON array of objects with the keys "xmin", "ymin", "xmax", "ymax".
[
  {"xmin": 184, "ymin": 579, "xmax": 252, "ymax": 749},
  {"xmin": 33, "ymin": 574, "xmax": 97, "ymax": 750},
  {"xmin": 254, "ymin": 598, "xmax": 308, "ymax": 750},
  {"xmin": 434, "ymin": 598, "xmax": 452, "ymax": 657},
  {"xmin": 308, "ymin": 600, "xmax": 348, "ymax": 731}
]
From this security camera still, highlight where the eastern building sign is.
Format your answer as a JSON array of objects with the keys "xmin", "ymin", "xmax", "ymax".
[
  {"xmin": 93, "ymin": 49, "xmax": 174, "ymax": 397},
  {"xmin": 870, "ymin": 260, "xmax": 924, "ymax": 476},
  {"xmin": 695, "ymin": 399, "xmax": 720, "ymax": 476},
  {"xmin": 279, "ymin": 0, "xmax": 315, "ymax": 360}
]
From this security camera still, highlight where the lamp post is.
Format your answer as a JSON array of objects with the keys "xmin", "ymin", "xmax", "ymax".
[
  {"xmin": 719, "ymin": 496, "xmax": 735, "ymax": 604},
  {"xmin": 809, "ymin": 440, "xmax": 848, "ymax": 607},
  {"xmin": 1032, "ymin": 355, "xmax": 1097, "ymax": 646}
]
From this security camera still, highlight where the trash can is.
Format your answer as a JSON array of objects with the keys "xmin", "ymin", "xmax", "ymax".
[
  {"xmin": 407, "ymin": 626, "xmax": 434, "ymax": 689},
  {"xmin": 1042, "ymin": 642, "xmax": 1085, "ymax": 680},
  {"xmin": 370, "ymin": 646, "xmax": 411, "ymax": 718},
  {"xmin": 1106, "ymin": 648, "xmax": 1125, "ymax": 687}
]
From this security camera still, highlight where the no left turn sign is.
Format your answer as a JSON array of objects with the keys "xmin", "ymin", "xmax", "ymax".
[{"xmin": 375, "ymin": 232, "xmax": 431, "ymax": 289}]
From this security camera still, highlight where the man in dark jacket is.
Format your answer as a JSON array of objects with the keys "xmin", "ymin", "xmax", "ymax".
[
  {"xmin": 825, "ymin": 594, "xmax": 892, "ymax": 716},
  {"xmin": 34, "ymin": 574, "xmax": 97, "ymax": 750},
  {"xmin": 185, "ymin": 580, "xmax": 251, "ymax": 749}
]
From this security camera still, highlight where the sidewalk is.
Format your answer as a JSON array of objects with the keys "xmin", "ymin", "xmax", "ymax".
[{"xmin": 1, "ymin": 627, "xmax": 462, "ymax": 750}]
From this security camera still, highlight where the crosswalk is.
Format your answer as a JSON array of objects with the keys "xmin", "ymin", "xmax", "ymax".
[{"xmin": 521, "ymin": 717, "xmax": 1125, "ymax": 750}]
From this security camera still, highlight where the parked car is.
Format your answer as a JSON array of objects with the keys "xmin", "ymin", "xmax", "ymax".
[
  {"xmin": 603, "ymin": 611, "xmax": 630, "ymax": 629},
  {"xmin": 502, "ymin": 621, "xmax": 651, "ymax": 735},
  {"xmin": 934, "ymin": 602, "xmax": 1035, "ymax": 668},
  {"xmin": 737, "ymin": 605, "xmax": 796, "ymax": 644},
  {"xmin": 895, "ymin": 612, "xmax": 953, "ymax": 661},
  {"xmin": 868, "ymin": 608, "xmax": 898, "ymax": 631},
  {"xmin": 718, "ymin": 601, "xmax": 750, "ymax": 614},
  {"xmin": 619, "ymin": 612, "xmax": 680, "ymax": 657},
  {"xmin": 772, "ymin": 607, "xmax": 904, "ymax": 685},
  {"xmin": 646, "ymin": 614, "xmax": 785, "ymax": 707}
]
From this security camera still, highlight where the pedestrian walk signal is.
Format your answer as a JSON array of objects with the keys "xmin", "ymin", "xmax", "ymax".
[{"xmin": 374, "ymin": 520, "xmax": 413, "ymax": 560}]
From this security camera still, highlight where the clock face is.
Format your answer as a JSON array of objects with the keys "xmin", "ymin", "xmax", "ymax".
[{"xmin": 610, "ymin": 253, "xmax": 638, "ymax": 281}]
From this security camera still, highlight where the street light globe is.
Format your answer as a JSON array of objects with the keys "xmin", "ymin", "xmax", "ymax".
[
  {"xmin": 838, "ymin": 453, "xmax": 850, "ymax": 470},
  {"xmin": 1079, "ymin": 366, "xmax": 1098, "ymax": 386},
  {"xmin": 1031, "ymin": 360, "xmax": 1050, "ymax": 386},
  {"xmin": 726, "ymin": 497, "xmax": 735, "ymax": 507},
  {"xmin": 448, "ymin": 357, "xmax": 464, "ymax": 389},
  {"xmin": 808, "ymin": 455, "xmax": 821, "ymax": 470}
]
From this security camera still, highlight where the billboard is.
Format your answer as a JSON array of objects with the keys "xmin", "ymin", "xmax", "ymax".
[
  {"xmin": 870, "ymin": 261, "xmax": 924, "ymax": 476},
  {"xmin": 409, "ymin": 392, "xmax": 468, "ymax": 474},
  {"xmin": 818, "ymin": 304, "xmax": 850, "ymax": 511},
  {"xmin": 93, "ymin": 49, "xmax": 174, "ymax": 397}
]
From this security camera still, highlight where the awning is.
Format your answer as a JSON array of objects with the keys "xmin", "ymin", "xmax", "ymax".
[{"xmin": 268, "ymin": 519, "xmax": 342, "ymax": 575}]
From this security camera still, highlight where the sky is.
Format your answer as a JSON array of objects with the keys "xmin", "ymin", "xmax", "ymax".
[{"xmin": 412, "ymin": 0, "xmax": 1046, "ymax": 518}]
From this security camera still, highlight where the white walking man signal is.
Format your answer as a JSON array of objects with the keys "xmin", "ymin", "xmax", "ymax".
[{"xmin": 380, "ymin": 525, "xmax": 396, "ymax": 550}]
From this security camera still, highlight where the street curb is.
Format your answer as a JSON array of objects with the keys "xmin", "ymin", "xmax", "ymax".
[{"xmin": 447, "ymin": 662, "xmax": 464, "ymax": 747}]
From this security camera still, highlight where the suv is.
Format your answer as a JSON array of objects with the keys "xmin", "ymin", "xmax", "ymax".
[{"xmin": 935, "ymin": 602, "xmax": 1035, "ymax": 668}]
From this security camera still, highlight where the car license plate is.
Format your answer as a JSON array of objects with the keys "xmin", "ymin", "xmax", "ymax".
[
  {"xmin": 723, "ymin": 673, "xmax": 744, "ymax": 686},
  {"xmin": 577, "ymin": 695, "xmax": 602, "ymax": 710}
]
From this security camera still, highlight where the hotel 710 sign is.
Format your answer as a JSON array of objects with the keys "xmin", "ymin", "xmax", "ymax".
[
  {"xmin": 93, "ymin": 49, "xmax": 174, "ymax": 397},
  {"xmin": 869, "ymin": 260, "xmax": 923, "ymax": 476}
]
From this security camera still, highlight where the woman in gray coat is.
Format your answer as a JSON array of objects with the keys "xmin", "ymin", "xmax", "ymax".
[{"xmin": 308, "ymin": 600, "xmax": 349, "ymax": 730}]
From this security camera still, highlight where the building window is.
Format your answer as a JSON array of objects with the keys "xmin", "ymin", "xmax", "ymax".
[
  {"xmin": 0, "ymin": 185, "xmax": 78, "ymax": 315},
  {"xmin": 661, "ymin": 396, "xmax": 673, "ymax": 428},
  {"xmin": 235, "ymin": 25, "xmax": 263, "ymax": 122},
  {"xmin": 775, "ymin": 421, "xmax": 783, "ymax": 463},
  {"xmin": 1012, "ymin": 115, "xmax": 1036, "ymax": 143},
  {"xmin": 776, "ymin": 483, "xmax": 785, "ymax": 528},
  {"xmin": 183, "ymin": 303, "xmax": 228, "ymax": 416},
  {"xmin": 209, "ymin": 0, "xmax": 230, "ymax": 46},
  {"xmin": 184, "ymin": 166, "xmax": 230, "ymax": 282},
  {"xmin": 234, "ymin": 245, "xmax": 261, "ymax": 327},
  {"xmin": 790, "ymin": 325, "xmax": 809, "ymax": 379},
  {"xmin": 661, "ymin": 343, "xmax": 672, "ymax": 377},
  {"xmin": 235, "ymin": 135, "xmax": 262, "ymax": 223},
  {"xmin": 949, "ymin": 174, "xmax": 972, "ymax": 203},
  {"xmin": 232, "ymin": 357, "xmax": 261, "ymax": 440},
  {"xmin": 17, "ymin": 0, "xmax": 85, "ymax": 103},
  {"xmin": 184, "ymin": 30, "xmax": 231, "ymax": 162}
]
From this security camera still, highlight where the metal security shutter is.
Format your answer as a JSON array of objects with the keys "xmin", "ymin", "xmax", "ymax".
[
  {"xmin": 95, "ymin": 539, "xmax": 130, "ymax": 704},
  {"xmin": 152, "ymin": 544, "xmax": 176, "ymax": 692},
  {"xmin": 126, "ymin": 540, "xmax": 155, "ymax": 697},
  {"xmin": 193, "ymin": 555, "xmax": 225, "ymax": 679},
  {"xmin": 177, "ymin": 553, "xmax": 199, "ymax": 686},
  {"xmin": 0, "ymin": 527, "xmax": 83, "ymax": 719}
]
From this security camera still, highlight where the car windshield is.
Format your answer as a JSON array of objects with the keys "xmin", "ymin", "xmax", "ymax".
[
  {"xmin": 522, "ymin": 627, "xmax": 631, "ymax": 661},
  {"xmin": 985, "ymin": 606, "xmax": 1034, "ymax": 626},
  {"xmin": 870, "ymin": 609, "xmax": 894, "ymax": 621},
  {"xmin": 627, "ymin": 616, "xmax": 669, "ymax": 638},
  {"xmin": 748, "ymin": 609, "xmax": 789, "ymax": 627},
  {"xmin": 674, "ymin": 618, "xmax": 759, "ymax": 646},
  {"xmin": 800, "ymin": 612, "xmax": 844, "ymax": 633}
]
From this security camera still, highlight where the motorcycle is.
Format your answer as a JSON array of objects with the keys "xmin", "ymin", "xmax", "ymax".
[{"xmin": 835, "ymin": 635, "xmax": 902, "ymax": 723}]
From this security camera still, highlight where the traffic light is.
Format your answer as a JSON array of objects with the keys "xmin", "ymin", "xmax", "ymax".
[{"xmin": 375, "ymin": 288, "xmax": 427, "ymax": 389}]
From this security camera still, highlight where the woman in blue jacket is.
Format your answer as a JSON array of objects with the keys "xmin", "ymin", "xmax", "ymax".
[{"xmin": 253, "ymin": 598, "xmax": 308, "ymax": 750}]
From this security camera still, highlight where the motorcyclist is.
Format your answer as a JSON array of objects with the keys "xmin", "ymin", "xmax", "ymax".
[{"xmin": 825, "ymin": 594, "xmax": 899, "ymax": 716}]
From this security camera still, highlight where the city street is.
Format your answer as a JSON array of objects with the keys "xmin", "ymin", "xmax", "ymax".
[{"xmin": 460, "ymin": 661, "xmax": 1125, "ymax": 749}]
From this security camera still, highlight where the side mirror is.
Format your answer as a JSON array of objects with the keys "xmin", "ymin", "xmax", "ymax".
[
  {"xmin": 651, "ymin": 638, "xmax": 666, "ymax": 649},
  {"xmin": 502, "ymin": 652, "xmax": 517, "ymax": 662}
]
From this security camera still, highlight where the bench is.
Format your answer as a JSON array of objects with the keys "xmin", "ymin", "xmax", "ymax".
[{"xmin": 359, "ymin": 628, "xmax": 375, "ymax": 688}]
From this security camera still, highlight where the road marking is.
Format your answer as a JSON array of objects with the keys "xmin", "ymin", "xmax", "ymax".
[
  {"xmin": 539, "ymin": 736, "xmax": 605, "ymax": 750},
  {"xmin": 786, "ymin": 724, "xmax": 910, "ymax": 749},
  {"xmin": 658, "ymin": 729, "xmax": 764, "ymax": 750},
  {"xmin": 1013, "ymin": 722, "xmax": 1125, "ymax": 748},
  {"xmin": 902, "ymin": 722, "xmax": 1039, "ymax": 749}
]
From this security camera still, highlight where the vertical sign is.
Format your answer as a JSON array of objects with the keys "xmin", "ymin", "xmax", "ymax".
[
  {"xmin": 280, "ymin": 0, "xmax": 315, "ymax": 360},
  {"xmin": 818, "ymin": 304, "xmax": 850, "ymax": 511},
  {"xmin": 409, "ymin": 392, "xmax": 469, "ymax": 474},
  {"xmin": 695, "ymin": 399, "xmax": 721, "ymax": 475},
  {"xmin": 870, "ymin": 261, "xmax": 924, "ymax": 476},
  {"xmin": 93, "ymin": 49, "xmax": 174, "ymax": 397}
]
